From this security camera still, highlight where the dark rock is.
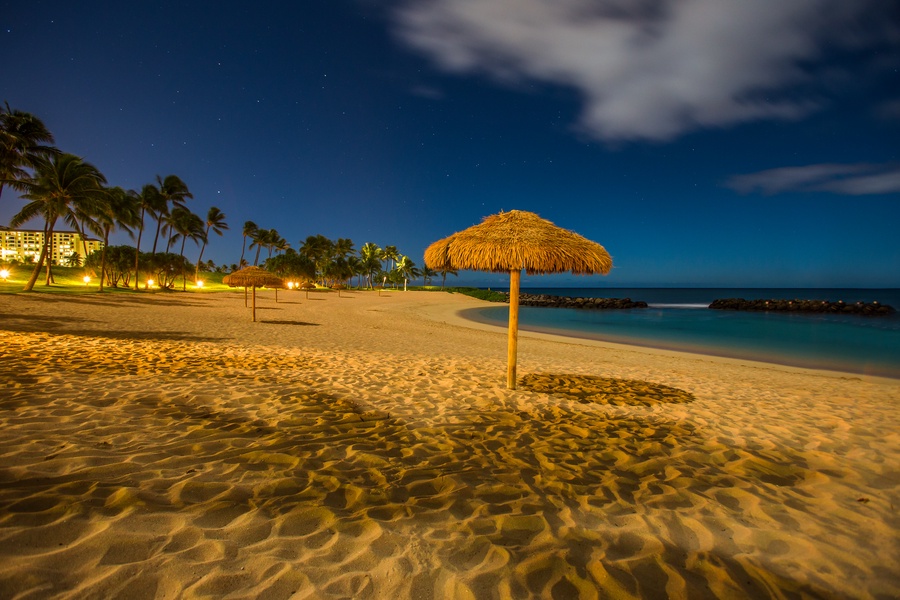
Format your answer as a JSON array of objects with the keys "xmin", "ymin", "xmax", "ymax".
[
  {"xmin": 501, "ymin": 292, "xmax": 648, "ymax": 310},
  {"xmin": 708, "ymin": 298, "xmax": 895, "ymax": 315}
]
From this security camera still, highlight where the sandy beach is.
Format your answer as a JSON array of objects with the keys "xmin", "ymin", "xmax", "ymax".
[{"xmin": 1, "ymin": 289, "xmax": 898, "ymax": 599}]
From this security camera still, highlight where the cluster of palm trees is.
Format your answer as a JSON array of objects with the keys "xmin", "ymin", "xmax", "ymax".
[
  {"xmin": 246, "ymin": 228, "xmax": 458, "ymax": 290},
  {"xmin": 2, "ymin": 104, "xmax": 228, "ymax": 291},
  {"xmin": 129, "ymin": 175, "xmax": 229, "ymax": 290},
  {"xmin": 3, "ymin": 104, "xmax": 458, "ymax": 292},
  {"xmin": 239, "ymin": 221, "xmax": 288, "ymax": 267}
]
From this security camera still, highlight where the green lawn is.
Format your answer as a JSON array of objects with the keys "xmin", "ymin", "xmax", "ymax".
[
  {"xmin": 0, "ymin": 265, "xmax": 233, "ymax": 295},
  {"xmin": 0, "ymin": 266, "xmax": 504, "ymax": 302}
]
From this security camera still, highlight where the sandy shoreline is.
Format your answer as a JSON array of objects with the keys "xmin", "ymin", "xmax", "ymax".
[{"xmin": 1, "ymin": 289, "xmax": 898, "ymax": 599}]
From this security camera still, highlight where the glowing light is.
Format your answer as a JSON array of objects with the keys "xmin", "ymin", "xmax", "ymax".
[
  {"xmin": 0, "ymin": 269, "xmax": 9, "ymax": 280},
  {"xmin": 147, "ymin": 279, "xmax": 155, "ymax": 289},
  {"xmin": 287, "ymin": 281, "xmax": 295, "ymax": 289},
  {"xmin": 196, "ymin": 280, "xmax": 204, "ymax": 288},
  {"xmin": 83, "ymin": 276, "xmax": 91, "ymax": 285}
]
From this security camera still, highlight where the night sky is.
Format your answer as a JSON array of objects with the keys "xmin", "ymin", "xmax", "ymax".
[{"xmin": 3, "ymin": 1, "xmax": 899, "ymax": 288}]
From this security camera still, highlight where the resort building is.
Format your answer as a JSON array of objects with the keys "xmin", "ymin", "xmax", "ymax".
[{"xmin": 0, "ymin": 227, "xmax": 104, "ymax": 266}]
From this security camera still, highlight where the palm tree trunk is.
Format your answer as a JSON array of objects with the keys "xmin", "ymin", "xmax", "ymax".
[
  {"xmin": 24, "ymin": 218, "xmax": 56, "ymax": 291},
  {"xmin": 134, "ymin": 209, "xmax": 145, "ymax": 291},
  {"xmin": 76, "ymin": 219, "xmax": 91, "ymax": 267},
  {"xmin": 44, "ymin": 221, "xmax": 55, "ymax": 285},
  {"xmin": 254, "ymin": 245, "xmax": 261, "ymax": 266},
  {"xmin": 180, "ymin": 237, "xmax": 188, "ymax": 291},
  {"xmin": 151, "ymin": 215, "xmax": 162, "ymax": 255},
  {"xmin": 196, "ymin": 229, "xmax": 209, "ymax": 280},
  {"xmin": 239, "ymin": 235, "xmax": 247, "ymax": 267},
  {"xmin": 99, "ymin": 230, "xmax": 110, "ymax": 292}
]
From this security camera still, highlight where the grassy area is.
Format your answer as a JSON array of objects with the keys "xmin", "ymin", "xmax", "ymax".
[
  {"xmin": 0, "ymin": 266, "xmax": 507, "ymax": 302},
  {"xmin": 376, "ymin": 285, "xmax": 507, "ymax": 302},
  {"xmin": 0, "ymin": 265, "xmax": 234, "ymax": 295},
  {"xmin": 446, "ymin": 287, "xmax": 508, "ymax": 302}
]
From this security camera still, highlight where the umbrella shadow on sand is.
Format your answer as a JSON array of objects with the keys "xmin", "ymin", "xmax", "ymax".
[
  {"xmin": 260, "ymin": 320, "xmax": 319, "ymax": 326},
  {"xmin": 521, "ymin": 373, "xmax": 695, "ymax": 406}
]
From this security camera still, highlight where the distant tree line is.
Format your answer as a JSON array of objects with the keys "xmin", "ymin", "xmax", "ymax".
[{"xmin": 1, "ymin": 105, "xmax": 458, "ymax": 291}]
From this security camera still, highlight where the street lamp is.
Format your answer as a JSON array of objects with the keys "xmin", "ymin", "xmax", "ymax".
[
  {"xmin": 0, "ymin": 269, "xmax": 9, "ymax": 281},
  {"xmin": 196, "ymin": 280, "xmax": 204, "ymax": 289},
  {"xmin": 83, "ymin": 275, "xmax": 91, "ymax": 287}
]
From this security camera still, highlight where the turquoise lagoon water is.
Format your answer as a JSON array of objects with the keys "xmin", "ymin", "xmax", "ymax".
[{"xmin": 461, "ymin": 288, "xmax": 900, "ymax": 379}]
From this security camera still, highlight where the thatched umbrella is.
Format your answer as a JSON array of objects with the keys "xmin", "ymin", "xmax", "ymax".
[
  {"xmin": 223, "ymin": 266, "xmax": 284, "ymax": 322},
  {"xmin": 425, "ymin": 210, "xmax": 612, "ymax": 389}
]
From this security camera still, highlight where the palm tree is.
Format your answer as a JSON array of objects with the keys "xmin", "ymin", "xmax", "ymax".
[
  {"xmin": 421, "ymin": 266, "xmax": 437, "ymax": 287},
  {"xmin": 250, "ymin": 227, "xmax": 271, "ymax": 266},
  {"xmin": 49, "ymin": 158, "xmax": 109, "ymax": 278},
  {"xmin": 439, "ymin": 268, "xmax": 458, "ymax": 289},
  {"xmin": 0, "ymin": 103, "xmax": 57, "ymax": 201},
  {"xmin": 269, "ymin": 230, "xmax": 289, "ymax": 259},
  {"xmin": 347, "ymin": 255, "xmax": 364, "ymax": 288},
  {"xmin": 334, "ymin": 238, "xmax": 355, "ymax": 260},
  {"xmin": 359, "ymin": 242, "xmax": 383, "ymax": 289},
  {"xmin": 264, "ymin": 248, "xmax": 316, "ymax": 283},
  {"xmin": 239, "ymin": 220, "xmax": 257, "ymax": 268},
  {"xmin": 167, "ymin": 206, "xmax": 205, "ymax": 290},
  {"xmin": 395, "ymin": 255, "xmax": 420, "ymax": 289},
  {"xmin": 98, "ymin": 187, "xmax": 140, "ymax": 291},
  {"xmin": 69, "ymin": 186, "xmax": 110, "ymax": 266},
  {"xmin": 150, "ymin": 174, "xmax": 192, "ymax": 255},
  {"xmin": 382, "ymin": 245, "xmax": 399, "ymax": 273},
  {"xmin": 10, "ymin": 154, "xmax": 107, "ymax": 291},
  {"xmin": 195, "ymin": 206, "xmax": 228, "ymax": 279},
  {"xmin": 325, "ymin": 257, "xmax": 353, "ymax": 287},
  {"xmin": 63, "ymin": 252, "xmax": 81, "ymax": 267},
  {"xmin": 299, "ymin": 234, "xmax": 334, "ymax": 284},
  {"xmin": 133, "ymin": 184, "xmax": 165, "ymax": 290}
]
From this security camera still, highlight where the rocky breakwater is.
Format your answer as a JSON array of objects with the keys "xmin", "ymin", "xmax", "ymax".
[
  {"xmin": 709, "ymin": 298, "xmax": 896, "ymax": 316},
  {"xmin": 501, "ymin": 293, "xmax": 649, "ymax": 309}
]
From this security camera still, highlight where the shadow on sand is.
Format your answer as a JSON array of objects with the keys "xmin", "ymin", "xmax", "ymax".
[{"xmin": 520, "ymin": 373, "xmax": 695, "ymax": 406}]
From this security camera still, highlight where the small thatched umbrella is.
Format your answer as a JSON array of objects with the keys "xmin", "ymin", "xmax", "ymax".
[
  {"xmin": 223, "ymin": 266, "xmax": 285, "ymax": 322},
  {"xmin": 425, "ymin": 210, "xmax": 612, "ymax": 389}
]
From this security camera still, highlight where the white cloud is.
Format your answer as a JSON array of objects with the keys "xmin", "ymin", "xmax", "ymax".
[
  {"xmin": 726, "ymin": 163, "xmax": 900, "ymax": 196},
  {"xmin": 391, "ymin": 0, "xmax": 898, "ymax": 141}
]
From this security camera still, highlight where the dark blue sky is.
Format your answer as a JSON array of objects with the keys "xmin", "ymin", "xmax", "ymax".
[{"xmin": 3, "ymin": 1, "xmax": 899, "ymax": 287}]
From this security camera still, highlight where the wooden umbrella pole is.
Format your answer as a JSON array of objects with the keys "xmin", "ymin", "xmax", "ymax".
[
  {"xmin": 252, "ymin": 286, "xmax": 257, "ymax": 322},
  {"xmin": 244, "ymin": 286, "xmax": 248, "ymax": 307},
  {"xmin": 507, "ymin": 269, "xmax": 521, "ymax": 389}
]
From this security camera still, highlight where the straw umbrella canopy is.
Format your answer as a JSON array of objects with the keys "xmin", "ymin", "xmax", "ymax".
[
  {"xmin": 425, "ymin": 210, "xmax": 612, "ymax": 389},
  {"xmin": 223, "ymin": 266, "xmax": 284, "ymax": 322}
]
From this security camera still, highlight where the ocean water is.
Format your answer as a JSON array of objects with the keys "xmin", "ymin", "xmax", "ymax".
[{"xmin": 461, "ymin": 288, "xmax": 900, "ymax": 379}]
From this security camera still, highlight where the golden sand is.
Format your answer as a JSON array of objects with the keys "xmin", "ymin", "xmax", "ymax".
[{"xmin": 0, "ymin": 290, "xmax": 897, "ymax": 599}]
